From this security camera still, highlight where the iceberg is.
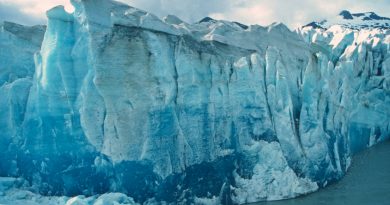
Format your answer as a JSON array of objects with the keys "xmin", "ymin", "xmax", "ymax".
[{"xmin": 0, "ymin": 1, "xmax": 389, "ymax": 204}]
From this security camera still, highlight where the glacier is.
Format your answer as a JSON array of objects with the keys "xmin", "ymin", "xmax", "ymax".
[
  {"xmin": 0, "ymin": 1, "xmax": 389, "ymax": 204},
  {"xmin": 0, "ymin": 21, "xmax": 46, "ymax": 176}
]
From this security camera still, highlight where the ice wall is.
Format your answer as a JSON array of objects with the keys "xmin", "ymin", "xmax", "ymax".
[
  {"xmin": 0, "ymin": 0, "xmax": 389, "ymax": 204},
  {"xmin": 0, "ymin": 21, "xmax": 45, "ymax": 176}
]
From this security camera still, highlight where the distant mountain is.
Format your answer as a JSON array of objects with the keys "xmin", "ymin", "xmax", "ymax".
[{"xmin": 303, "ymin": 10, "xmax": 390, "ymax": 30}]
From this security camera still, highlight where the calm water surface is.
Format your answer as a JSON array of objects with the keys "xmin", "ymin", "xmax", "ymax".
[{"xmin": 253, "ymin": 140, "xmax": 390, "ymax": 205}]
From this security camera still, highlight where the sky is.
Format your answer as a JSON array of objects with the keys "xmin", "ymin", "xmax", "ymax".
[{"xmin": 0, "ymin": 0, "xmax": 389, "ymax": 29}]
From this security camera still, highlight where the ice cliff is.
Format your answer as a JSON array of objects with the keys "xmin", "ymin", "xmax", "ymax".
[
  {"xmin": 0, "ymin": 21, "xmax": 45, "ymax": 176},
  {"xmin": 0, "ymin": 1, "xmax": 389, "ymax": 204}
]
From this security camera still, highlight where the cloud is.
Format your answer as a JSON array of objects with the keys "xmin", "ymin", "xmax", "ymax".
[
  {"xmin": 0, "ymin": 0, "xmax": 73, "ymax": 25},
  {"xmin": 0, "ymin": 2, "xmax": 43, "ymax": 25},
  {"xmin": 0, "ymin": 0, "xmax": 389, "ymax": 29}
]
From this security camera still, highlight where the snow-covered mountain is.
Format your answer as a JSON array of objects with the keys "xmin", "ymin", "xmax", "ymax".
[
  {"xmin": 303, "ymin": 10, "xmax": 390, "ymax": 30},
  {"xmin": 0, "ymin": 1, "xmax": 389, "ymax": 204}
]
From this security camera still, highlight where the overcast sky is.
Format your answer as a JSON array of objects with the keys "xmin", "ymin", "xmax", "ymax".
[{"xmin": 0, "ymin": 0, "xmax": 389, "ymax": 29}]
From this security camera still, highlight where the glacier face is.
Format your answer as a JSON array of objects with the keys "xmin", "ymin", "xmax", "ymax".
[
  {"xmin": 0, "ymin": 0, "xmax": 389, "ymax": 204},
  {"xmin": 0, "ymin": 21, "xmax": 45, "ymax": 176}
]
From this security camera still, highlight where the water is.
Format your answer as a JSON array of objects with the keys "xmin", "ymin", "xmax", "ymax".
[{"xmin": 253, "ymin": 140, "xmax": 390, "ymax": 205}]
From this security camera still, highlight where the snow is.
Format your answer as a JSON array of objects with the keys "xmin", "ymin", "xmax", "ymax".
[
  {"xmin": 302, "ymin": 10, "xmax": 390, "ymax": 30},
  {"xmin": 0, "ymin": 0, "xmax": 389, "ymax": 204}
]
